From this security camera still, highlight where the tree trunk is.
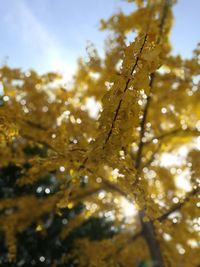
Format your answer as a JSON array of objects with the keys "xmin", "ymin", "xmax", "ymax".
[{"xmin": 139, "ymin": 210, "xmax": 164, "ymax": 267}]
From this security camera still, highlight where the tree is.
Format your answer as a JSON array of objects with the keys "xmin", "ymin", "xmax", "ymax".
[{"xmin": 0, "ymin": 0, "xmax": 199, "ymax": 266}]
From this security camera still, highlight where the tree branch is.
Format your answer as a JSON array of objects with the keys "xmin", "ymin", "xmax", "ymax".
[
  {"xmin": 102, "ymin": 186, "xmax": 200, "ymax": 261},
  {"xmin": 158, "ymin": 186, "xmax": 200, "ymax": 222},
  {"xmin": 139, "ymin": 210, "xmax": 164, "ymax": 267},
  {"xmin": 104, "ymin": 33, "xmax": 148, "ymax": 145},
  {"xmin": 70, "ymin": 178, "xmax": 131, "ymax": 204},
  {"xmin": 144, "ymin": 128, "xmax": 199, "ymax": 146},
  {"xmin": 143, "ymin": 142, "xmax": 162, "ymax": 168},
  {"xmin": 103, "ymin": 231, "xmax": 142, "ymax": 261},
  {"xmin": 132, "ymin": 1, "xmax": 171, "ymax": 266}
]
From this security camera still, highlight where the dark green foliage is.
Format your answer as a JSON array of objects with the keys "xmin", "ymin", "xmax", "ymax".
[{"xmin": 0, "ymin": 162, "xmax": 117, "ymax": 266}]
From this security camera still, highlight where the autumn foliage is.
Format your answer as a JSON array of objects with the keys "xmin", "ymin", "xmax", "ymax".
[{"xmin": 0, "ymin": 0, "xmax": 200, "ymax": 266}]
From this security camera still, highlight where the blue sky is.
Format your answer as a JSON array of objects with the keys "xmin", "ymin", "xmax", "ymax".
[{"xmin": 1, "ymin": 0, "xmax": 200, "ymax": 79}]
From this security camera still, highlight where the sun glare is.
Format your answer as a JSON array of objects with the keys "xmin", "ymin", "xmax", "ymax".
[{"xmin": 120, "ymin": 198, "xmax": 137, "ymax": 218}]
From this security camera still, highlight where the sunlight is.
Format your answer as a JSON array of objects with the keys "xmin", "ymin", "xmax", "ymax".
[
  {"xmin": 160, "ymin": 146, "xmax": 188, "ymax": 167},
  {"xmin": 160, "ymin": 146, "xmax": 192, "ymax": 191},
  {"xmin": 120, "ymin": 198, "xmax": 137, "ymax": 218},
  {"xmin": 52, "ymin": 60, "xmax": 74, "ymax": 85},
  {"xmin": 196, "ymin": 136, "xmax": 200, "ymax": 150},
  {"xmin": 0, "ymin": 82, "xmax": 4, "ymax": 95},
  {"xmin": 160, "ymin": 153, "xmax": 180, "ymax": 166},
  {"xmin": 176, "ymin": 170, "xmax": 192, "ymax": 192},
  {"xmin": 86, "ymin": 97, "xmax": 101, "ymax": 119}
]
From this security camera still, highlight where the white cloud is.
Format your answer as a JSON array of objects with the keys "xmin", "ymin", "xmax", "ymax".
[{"xmin": 3, "ymin": 0, "xmax": 74, "ymax": 79}]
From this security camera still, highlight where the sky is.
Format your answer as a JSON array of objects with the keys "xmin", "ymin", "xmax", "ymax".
[{"xmin": 1, "ymin": 0, "xmax": 200, "ymax": 80}]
